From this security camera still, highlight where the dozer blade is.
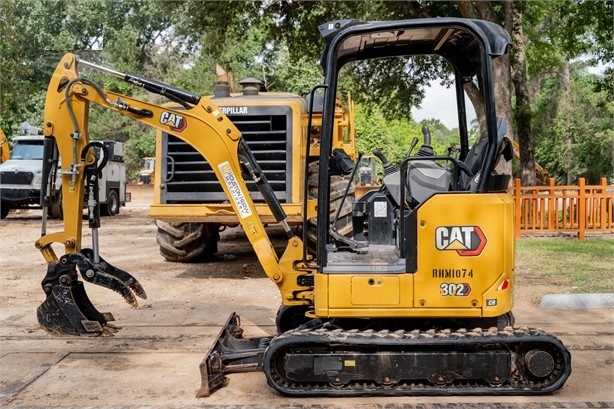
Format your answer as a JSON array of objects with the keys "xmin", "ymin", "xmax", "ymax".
[
  {"xmin": 197, "ymin": 312, "xmax": 269, "ymax": 397},
  {"xmin": 37, "ymin": 280, "xmax": 117, "ymax": 336}
]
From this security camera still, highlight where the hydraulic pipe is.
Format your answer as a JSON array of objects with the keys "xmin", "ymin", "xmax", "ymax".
[{"xmin": 77, "ymin": 58, "xmax": 201, "ymax": 106}]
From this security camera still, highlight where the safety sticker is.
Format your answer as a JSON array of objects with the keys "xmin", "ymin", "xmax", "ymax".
[{"xmin": 218, "ymin": 161, "xmax": 252, "ymax": 219}]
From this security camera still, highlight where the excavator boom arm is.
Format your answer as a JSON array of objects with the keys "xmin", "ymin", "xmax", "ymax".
[
  {"xmin": 35, "ymin": 53, "xmax": 308, "ymax": 337},
  {"xmin": 38, "ymin": 53, "xmax": 283, "ymax": 279}
]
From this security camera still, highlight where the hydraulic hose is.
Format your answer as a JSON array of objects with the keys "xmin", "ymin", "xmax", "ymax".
[{"xmin": 238, "ymin": 139, "xmax": 293, "ymax": 238}]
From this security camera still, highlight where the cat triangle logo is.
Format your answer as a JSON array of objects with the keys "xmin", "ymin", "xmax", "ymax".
[{"xmin": 445, "ymin": 239, "xmax": 468, "ymax": 250}]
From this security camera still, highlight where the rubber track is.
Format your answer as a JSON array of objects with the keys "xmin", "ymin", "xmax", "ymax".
[{"xmin": 263, "ymin": 326, "xmax": 572, "ymax": 397}]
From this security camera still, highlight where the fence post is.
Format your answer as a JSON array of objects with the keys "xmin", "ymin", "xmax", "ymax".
[
  {"xmin": 548, "ymin": 178, "xmax": 556, "ymax": 230},
  {"xmin": 578, "ymin": 178, "xmax": 586, "ymax": 239},
  {"xmin": 514, "ymin": 178, "xmax": 521, "ymax": 238},
  {"xmin": 599, "ymin": 178, "xmax": 607, "ymax": 229}
]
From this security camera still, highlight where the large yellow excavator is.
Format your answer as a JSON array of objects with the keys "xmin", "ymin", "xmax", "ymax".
[{"xmin": 35, "ymin": 18, "xmax": 571, "ymax": 397}]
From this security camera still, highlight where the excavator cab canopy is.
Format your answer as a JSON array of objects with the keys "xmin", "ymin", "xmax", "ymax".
[
  {"xmin": 318, "ymin": 18, "xmax": 510, "ymax": 78},
  {"xmin": 314, "ymin": 18, "xmax": 511, "ymax": 267}
]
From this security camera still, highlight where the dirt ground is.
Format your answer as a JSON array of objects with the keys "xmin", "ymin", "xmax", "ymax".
[{"xmin": 0, "ymin": 184, "xmax": 612, "ymax": 408}]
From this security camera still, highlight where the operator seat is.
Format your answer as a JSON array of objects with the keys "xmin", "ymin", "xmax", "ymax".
[
  {"xmin": 382, "ymin": 118, "xmax": 512, "ymax": 208},
  {"xmin": 460, "ymin": 117, "xmax": 512, "ymax": 192}
]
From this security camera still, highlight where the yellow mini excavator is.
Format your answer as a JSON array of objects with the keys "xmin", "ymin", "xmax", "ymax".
[{"xmin": 35, "ymin": 18, "xmax": 571, "ymax": 397}]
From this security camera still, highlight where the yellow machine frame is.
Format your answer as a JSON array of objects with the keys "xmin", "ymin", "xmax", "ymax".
[
  {"xmin": 38, "ymin": 53, "xmax": 513, "ymax": 321},
  {"xmin": 35, "ymin": 16, "xmax": 572, "ymax": 398}
]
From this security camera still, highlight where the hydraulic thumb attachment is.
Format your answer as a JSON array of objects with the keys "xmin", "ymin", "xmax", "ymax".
[{"xmin": 37, "ymin": 249, "xmax": 146, "ymax": 336}]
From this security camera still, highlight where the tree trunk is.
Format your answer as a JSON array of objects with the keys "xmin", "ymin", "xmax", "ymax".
[
  {"xmin": 458, "ymin": 1, "xmax": 514, "ymax": 178},
  {"xmin": 457, "ymin": 1, "xmax": 514, "ymax": 136},
  {"xmin": 561, "ymin": 61, "xmax": 573, "ymax": 185},
  {"xmin": 507, "ymin": 1, "xmax": 537, "ymax": 186},
  {"xmin": 464, "ymin": 82, "xmax": 486, "ymax": 132}
]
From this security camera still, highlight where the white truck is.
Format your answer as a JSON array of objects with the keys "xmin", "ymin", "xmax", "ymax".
[{"xmin": 0, "ymin": 132, "xmax": 129, "ymax": 219}]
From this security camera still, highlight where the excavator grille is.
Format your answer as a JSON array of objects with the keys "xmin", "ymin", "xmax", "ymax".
[{"xmin": 160, "ymin": 107, "xmax": 292, "ymax": 204}]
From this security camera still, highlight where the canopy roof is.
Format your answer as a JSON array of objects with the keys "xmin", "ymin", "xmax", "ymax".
[{"xmin": 319, "ymin": 18, "xmax": 510, "ymax": 76}]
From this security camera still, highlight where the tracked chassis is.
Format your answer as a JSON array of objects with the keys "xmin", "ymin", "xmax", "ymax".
[{"xmin": 198, "ymin": 313, "xmax": 571, "ymax": 397}]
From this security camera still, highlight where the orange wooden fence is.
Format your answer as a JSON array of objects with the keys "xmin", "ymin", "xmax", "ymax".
[{"xmin": 512, "ymin": 177, "xmax": 614, "ymax": 238}]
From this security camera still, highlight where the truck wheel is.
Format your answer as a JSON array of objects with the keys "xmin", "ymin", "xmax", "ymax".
[
  {"xmin": 156, "ymin": 221, "xmax": 220, "ymax": 263},
  {"xmin": 102, "ymin": 190, "xmax": 120, "ymax": 216},
  {"xmin": 0, "ymin": 203, "xmax": 10, "ymax": 219},
  {"xmin": 306, "ymin": 161, "xmax": 355, "ymax": 254}
]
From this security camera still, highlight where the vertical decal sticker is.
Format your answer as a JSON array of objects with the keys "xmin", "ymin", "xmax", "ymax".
[{"xmin": 218, "ymin": 161, "xmax": 252, "ymax": 219}]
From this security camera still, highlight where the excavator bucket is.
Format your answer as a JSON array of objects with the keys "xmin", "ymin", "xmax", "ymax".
[
  {"xmin": 37, "ymin": 280, "xmax": 116, "ymax": 336},
  {"xmin": 37, "ymin": 250, "xmax": 146, "ymax": 336},
  {"xmin": 197, "ymin": 313, "xmax": 269, "ymax": 397}
]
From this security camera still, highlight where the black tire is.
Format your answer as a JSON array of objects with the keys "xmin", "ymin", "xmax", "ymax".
[
  {"xmin": 156, "ymin": 220, "xmax": 220, "ymax": 263},
  {"xmin": 305, "ymin": 161, "xmax": 355, "ymax": 253},
  {"xmin": 0, "ymin": 202, "xmax": 10, "ymax": 219},
  {"xmin": 48, "ymin": 191, "xmax": 63, "ymax": 219},
  {"xmin": 102, "ymin": 190, "xmax": 120, "ymax": 216}
]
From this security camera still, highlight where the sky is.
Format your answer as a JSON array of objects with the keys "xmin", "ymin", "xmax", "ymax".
[{"xmin": 411, "ymin": 81, "xmax": 477, "ymax": 130}]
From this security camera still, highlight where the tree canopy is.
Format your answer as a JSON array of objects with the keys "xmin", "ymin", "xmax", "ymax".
[{"xmin": 0, "ymin": 0, "xmax": 611, "ymax": 183}]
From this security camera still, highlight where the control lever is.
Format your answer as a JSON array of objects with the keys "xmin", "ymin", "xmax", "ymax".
[
  {"xmin": 405, "ymin": 137, "xmax": 420, "ymax": 158},
  {"xmin": 372, "ymin": 149, "xmax": 398, "ymax": 176},
  {"xmin": 417, "ymin": 126, "xmax": 435, "ymax": 156},
  {"xmin": 421, "ymin": 125, "xmax": 432, "ymax": 145}
]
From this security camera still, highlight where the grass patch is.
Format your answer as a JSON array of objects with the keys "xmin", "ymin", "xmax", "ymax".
[{"xmin": 515, "ymin": 237, "xmax": 614, "ymax": 293}]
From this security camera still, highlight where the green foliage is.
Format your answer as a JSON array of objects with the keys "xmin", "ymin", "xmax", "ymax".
[
  {"xmin": 523, "ymin": 0, "xmax": 613, "ymax": 183},
  {"xmin": 525, "ymin": 0, "xmax": 613, "ymax": 76},
  {"xmin": 123, "ymin": 131, "xmax": 156, "ymax": 181},
  {"xmin": 353, "ymin": 104, "xmax": 419, "ymax": 167},
  {"xmin": 271, "ymin": 50, "xmax": 323, "ymax": 96},
  {"xmin": 533, "ymin": 70, "xmax": 613, "ymax": 184},
  {"xmin": 1, "ymin": 0, "xmax": 611, "ymax": 184},
  {"xmin": 340, "ymin": 56, "xmax": 449, "ymax": 121},
  {"xmin": 87, "ymin": 105, "xmax": 155, "ymax": 180},
  {"xmin": 353, "ymin": 104, "xmax": 459, "ymax": 170}
]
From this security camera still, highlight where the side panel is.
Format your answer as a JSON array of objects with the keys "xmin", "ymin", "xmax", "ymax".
[
  {"xmin": 313, "ymin": 192, "xmax": 514, "ymax": 319},
  {"xmin": 314, "ymin": 273, "xmax": 413, "ymax": 317},
  {"xmin": 414, "ymin": 192, "xmax": 514, "ymax": 317}
]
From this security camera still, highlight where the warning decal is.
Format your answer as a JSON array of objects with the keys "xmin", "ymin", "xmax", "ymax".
[{"xmin": 218, "ymin": 161, "xmax": 252, "ymax": 219}]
